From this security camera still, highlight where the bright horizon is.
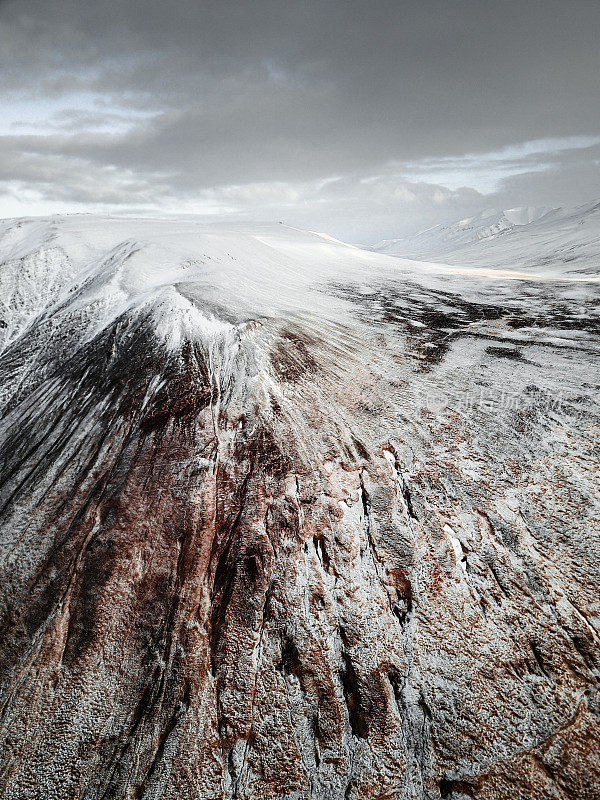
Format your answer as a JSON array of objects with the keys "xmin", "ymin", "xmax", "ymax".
[{"xmin": 1, "ymin": 1, "xmax": 599, "ymax": 244}]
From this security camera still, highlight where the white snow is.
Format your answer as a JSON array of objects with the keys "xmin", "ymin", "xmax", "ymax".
[
  {"xmin": 0, "ymin": 213, "xmax": 598, "ymax": 368},
  {"xmin": 373, "ymin": 200, "xmax": 600, "ymax": 277}
]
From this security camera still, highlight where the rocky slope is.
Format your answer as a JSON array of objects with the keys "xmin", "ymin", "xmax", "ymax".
[
  {"xmin": 374, "ymin": 200, "xmax": 600, "ymax": 278},
  {"xmin": 0, "ymin": 215, "xmax": 599, "ymax": 799}
]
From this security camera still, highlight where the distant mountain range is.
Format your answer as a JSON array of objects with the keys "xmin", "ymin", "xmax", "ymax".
[{"xmin": 373, "ymin": 200, "xmax": 600, "ymax": 276}]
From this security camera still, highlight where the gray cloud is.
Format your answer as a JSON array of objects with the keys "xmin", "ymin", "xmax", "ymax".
[{"xmin": 0, "ymin": 0, "xmax": 599, "ymax": 239}]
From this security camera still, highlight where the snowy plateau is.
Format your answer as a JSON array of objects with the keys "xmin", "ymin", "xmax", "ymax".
[{"xmin": 0, "ymin": 214, "xmax": 598, "ymax": 799}]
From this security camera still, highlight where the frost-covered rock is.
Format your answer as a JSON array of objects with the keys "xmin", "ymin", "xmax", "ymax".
[{"xmin": 0, "ymin": 215, "xmax": 599, "ymax": 799}]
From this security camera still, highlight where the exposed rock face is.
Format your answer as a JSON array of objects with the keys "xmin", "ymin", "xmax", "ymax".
[{"xmin": 0, "ymin": 216, "xmax": 599, "ymax": 799}]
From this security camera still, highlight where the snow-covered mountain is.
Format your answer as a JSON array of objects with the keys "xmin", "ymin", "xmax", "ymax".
[
  {"xmin": 374, "ymin": 200, "xmax": 600, "ymax": 276},
  {"xmin": 0, "ymin": 215, "xmax": 599, "ymax": 799}
]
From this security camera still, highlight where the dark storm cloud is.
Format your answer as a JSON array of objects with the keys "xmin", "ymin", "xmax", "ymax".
[{"xmin": 0, "ymin": 0, "xmax": 599, "ymax": 238}]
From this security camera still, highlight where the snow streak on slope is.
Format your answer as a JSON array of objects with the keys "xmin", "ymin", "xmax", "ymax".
[
  {"xmin": 0, "ymin": 215, "xmax": 599, "ymax": 800},
  {"xmin": 374, "ymin": 200, "xmax": 600, "ymax": 277}
]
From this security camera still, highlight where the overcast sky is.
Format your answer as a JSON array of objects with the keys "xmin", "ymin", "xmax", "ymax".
[{"xmin": 1, "ymin": 0, "xmax": 599, "ymax": 242}]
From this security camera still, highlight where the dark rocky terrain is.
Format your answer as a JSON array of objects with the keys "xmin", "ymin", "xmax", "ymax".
[{"xmin": 0, "ymin": 216, "xmax": 598, "ymax": 799}]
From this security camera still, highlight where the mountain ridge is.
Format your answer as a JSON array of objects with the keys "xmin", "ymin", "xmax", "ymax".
[{"xmin": 373, "ymin": 199, "xmax": 600, "ymax": 276}]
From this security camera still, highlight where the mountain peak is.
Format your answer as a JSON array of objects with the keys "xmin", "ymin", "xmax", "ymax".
[{"xmin": 0, "ymin": 215, "xmax": 599, "ymax": 799}]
